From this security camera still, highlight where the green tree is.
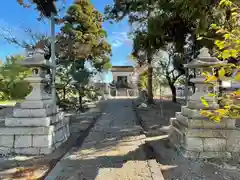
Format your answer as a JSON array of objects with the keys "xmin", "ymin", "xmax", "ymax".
[
  {"xmin": 72, "ymin": 64, "xmax": 92, "ymax": 110},
  {"xmin": 11, "ymin": 0, "xmax": 111, "ymax": 109},
  {"xmin": 55, "ymin": 61, "xmax": 73, "ymax": 101},
  {"xmin": 152, "ymin": 45, "xmax": 185, "ymax": 102},
  {"xmin": 0, "ymin": 55, "xmax": 30, "ymax": 100},
  {"xmin": 59, "ymin": 0, "xmax": 111, "ymax": 70},
  {"xmin": 200, "ymin": 0, "xmax": 240, "ymax": 122},
  {"xmin": 105, "ymin": 0, "xmax": 227, "ymax": 104},
  {"xmin": 105, "ymin": 0, "xmax": 163, "ymax": 104},
  {"xmin": 56, "ymin": 0, "xmax": 112, "ymax": 109}
]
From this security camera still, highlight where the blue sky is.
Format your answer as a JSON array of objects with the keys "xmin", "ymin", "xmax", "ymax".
[{"xmin": 0, "ymin": 0, "xmax": 133, "ymax": 82}]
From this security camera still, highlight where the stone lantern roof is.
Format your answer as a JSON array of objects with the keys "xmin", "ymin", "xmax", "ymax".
[
  {"xmin": 184, "ymin": 47, "xmax": 225, "ymax": 68},
  {"xmin": 20, "ymin": 49, "xmax": 53, "ymax": 68}
]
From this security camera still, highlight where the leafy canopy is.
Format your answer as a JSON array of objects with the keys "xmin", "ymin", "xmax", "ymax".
[
  {"xmin": 200, "ymin": 0, "xmax": 240, "ymax": 122},
  {"xmin": 0, "ymin": 55, "xmax": 30, "ymax": 100},
  {"xmin": 59, "ymin": 0, "xmax": 112, "ymax": 71}
]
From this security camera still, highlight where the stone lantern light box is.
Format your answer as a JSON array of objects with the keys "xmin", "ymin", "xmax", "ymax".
[{"xmin": 19, "ymin": 49, "xmax": 53, "ymax": 104}]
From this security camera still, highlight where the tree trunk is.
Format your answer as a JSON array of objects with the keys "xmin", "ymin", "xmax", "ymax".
[
  {"xmin": 63, "ymin": 87, "xmax": 66, "ymax": 101},
  {"xmin": 56, "ymin": 91, "xmax": 60, "ymax": 106},
  {"xmin": 147, "ymin": 56, "xmax": 154, "ymax": 104},
  {"xmin": 192, "ymin": 85, "xmax": 195, "ymax": 94},
  {"xmin": 193, "ymin": 69, "xmax": 196, "ymax": 93},
  {"xmin": 78, "ymin": 90, "xmax": 83, "ymax": 111},
  {"xmin": 170, "ymin": 84, "xmax": 177, "ymax": 103}
]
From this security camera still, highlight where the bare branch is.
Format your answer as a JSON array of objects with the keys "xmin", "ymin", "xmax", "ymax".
[{"xmin": 0, "ymin": 26, "xmax": 48, "ymax": 50}]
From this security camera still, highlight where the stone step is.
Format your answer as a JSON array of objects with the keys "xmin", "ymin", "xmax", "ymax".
[
  {"xmin": 175, "ymin": 112, "xmax": 181, "ymax": 117},
  {"xmin": 181, "ymin": 106, "xmax": 202, "ymax": 118},
  {"xmin": 176, "ymin": 110, "xmax": 236, "ymax": 129},
  {"xmin": 187, "ymin": 100, "xmax": 219, "ymax": 110},
  {"xmin": 170, "ymin": 117, "xmax": 187, "ymax": 133},
  {"xmin": 13, "ymin": 106, "xmax": 55, "ymax": 118},
  {"xmin": 20, "ymin": 99, "xmax": 53, "ymax": 109},
  {"xmin": 5, "ymin": 111, "xmax": 65, "ymax": 127},
  {"xmin": 175, "ymin": 113, "xmax": 204, "ymax": 128},
  {"xmin": 0, "ymin": 117, "xmax": 70, "ymax": 155},
  {"xmin": 168, "ymin": 125, "xmax": 184, "ymax": 147},
  {"xmin": 0, "ymin": 116, "xmax": 69, "ymax": 135}
]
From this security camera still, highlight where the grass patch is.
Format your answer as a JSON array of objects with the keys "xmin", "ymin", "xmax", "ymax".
[{"xmin": 0, "ymin": 100, "xmax": 23, "ymax": 106}]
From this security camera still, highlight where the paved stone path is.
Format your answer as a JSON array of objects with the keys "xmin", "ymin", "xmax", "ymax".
[{"xmin": 45, "ymin": 99, "xmax": 155, "ymax": 180}]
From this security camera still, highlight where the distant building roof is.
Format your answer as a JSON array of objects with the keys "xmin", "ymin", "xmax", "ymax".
[
  {"xmin": 112, "ymin": 66, "xmax": 133, "ymax": 68},
  {"xmin": 111, "ymin": 66, "xmax": 134, "ymax": 72}
]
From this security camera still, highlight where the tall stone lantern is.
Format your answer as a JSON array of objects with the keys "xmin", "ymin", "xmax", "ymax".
[
  {"xmin": 184, "ymin": 47, "xmax": 223, "ymax": 109},
  {"xmin": 168, "ymin": 47, "xmax": 239, "ymax": 159},
  {"xmin": 1, "ymin": 49, "xmax": 70, "ymax": 155},
  {"xmin": 19, "ymin": 49, "xmax": 54, "ymax": 110}
]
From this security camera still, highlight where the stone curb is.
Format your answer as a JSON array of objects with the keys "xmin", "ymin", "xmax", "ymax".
[{"xmin": 132, "ymin": 100, "xmax": 165, "ymax": 180}]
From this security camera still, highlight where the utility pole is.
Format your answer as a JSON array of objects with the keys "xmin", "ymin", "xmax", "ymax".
[
  {"xmin": 184, "ymin": 53, "xmax": 189, "ymax": 105},
  {"xmin": 50, "ymin": 13, "xmax": 56, "ymax": 108}
]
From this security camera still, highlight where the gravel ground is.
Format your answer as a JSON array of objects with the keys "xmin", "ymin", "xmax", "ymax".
[
  {"xmin": 134, "ymin": 99, "xmax": 181, "ymax": 136},
  {"xmin": 46, "ymin": 99, "xmax": 155, "ymax": 180},
  {"xmin": 134, "ymin": 99, "xmax": 240, "ymax": 180}
]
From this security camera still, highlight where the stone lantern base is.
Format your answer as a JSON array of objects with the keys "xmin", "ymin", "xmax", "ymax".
[
  {"xmin": 0, "ymin": 103, "xmax": 70, "ymax": 155},
  {"xmin": 168, "ymin": 105, "xmax": 240, "ymax": 159}
]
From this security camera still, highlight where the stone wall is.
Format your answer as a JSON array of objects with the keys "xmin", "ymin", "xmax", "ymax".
[
  {"xmin": 0, "ymin": 114, "xmax": 70, "ymax": 155},
  {"xmin": 169, "ymin": 106, "xmax": 240, "ymax": 159}
]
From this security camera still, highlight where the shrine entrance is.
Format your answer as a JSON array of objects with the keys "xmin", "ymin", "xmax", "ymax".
[{"xmin": 110, "ymin": 66, "xmax": 138, "ymax": 97}]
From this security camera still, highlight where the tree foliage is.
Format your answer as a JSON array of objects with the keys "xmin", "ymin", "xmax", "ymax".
[
  {"xmin": 152, "ymin": 44, "xmax": 185, "ymax": 102},
  {"xmin": 105, "ymin": 0, "xmax": 161, "ymax": 103},
  {"xmin": 139, "ymin": 71, "xmax": 148, "ymax": 89},
  {"xmin": 59, "ymin": 0, "xmax": 112, "ymax": 71},
  {"xmin": 2, "ymin": 0, "xmax": 111, "ymax": 109},
  {"xmin": 53, "ymin": 0, "xmax": 112, "ymax": 109},
  {"xmin": 104, "ymin": 0, "xmax": 224, "ymax": 104},
  {"xmin": 200, "ymin": 0, "xmax": 240, "ymax": 122},
  {"xmin": 0, "ymin": 56, "xmax": 30, "ymax": 100},
  {"xmin": 16, "ymin": 0, "xmax": 64, "ymax": 18}
]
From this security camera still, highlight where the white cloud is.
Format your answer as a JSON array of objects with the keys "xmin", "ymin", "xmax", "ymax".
[{"xmin": 108, "ymin": 31, "xmax": 132, "ymax": 48}]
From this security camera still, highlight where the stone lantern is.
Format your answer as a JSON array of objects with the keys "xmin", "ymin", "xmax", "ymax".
[
  {"xmin": 184, "ymin": 47, "xmax": 224, "ymax": 109},
  {"xmin": 1, "ymin": 49, "xmax": 70, "ymax": 155},
  {"xmin": 19, "ymin": 49, "xmax": 54, "ymax": 110},
  {"xmin": 168, "ymin": 47, "xmax": 239, "ymax": 160}
]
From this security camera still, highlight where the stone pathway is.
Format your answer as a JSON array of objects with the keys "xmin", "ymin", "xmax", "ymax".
[{"xmin": 45, "ymin": 99, "xmax": 157, "ymax": 180}]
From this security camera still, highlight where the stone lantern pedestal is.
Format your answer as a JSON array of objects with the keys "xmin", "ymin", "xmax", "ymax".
[
  {"xmin": 0, "ymin": 49, "xmax": 70, "ymax": 155},
  {"xmin": 168, "ymin": 47, "xmax": 240, "ymax": 159}
]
